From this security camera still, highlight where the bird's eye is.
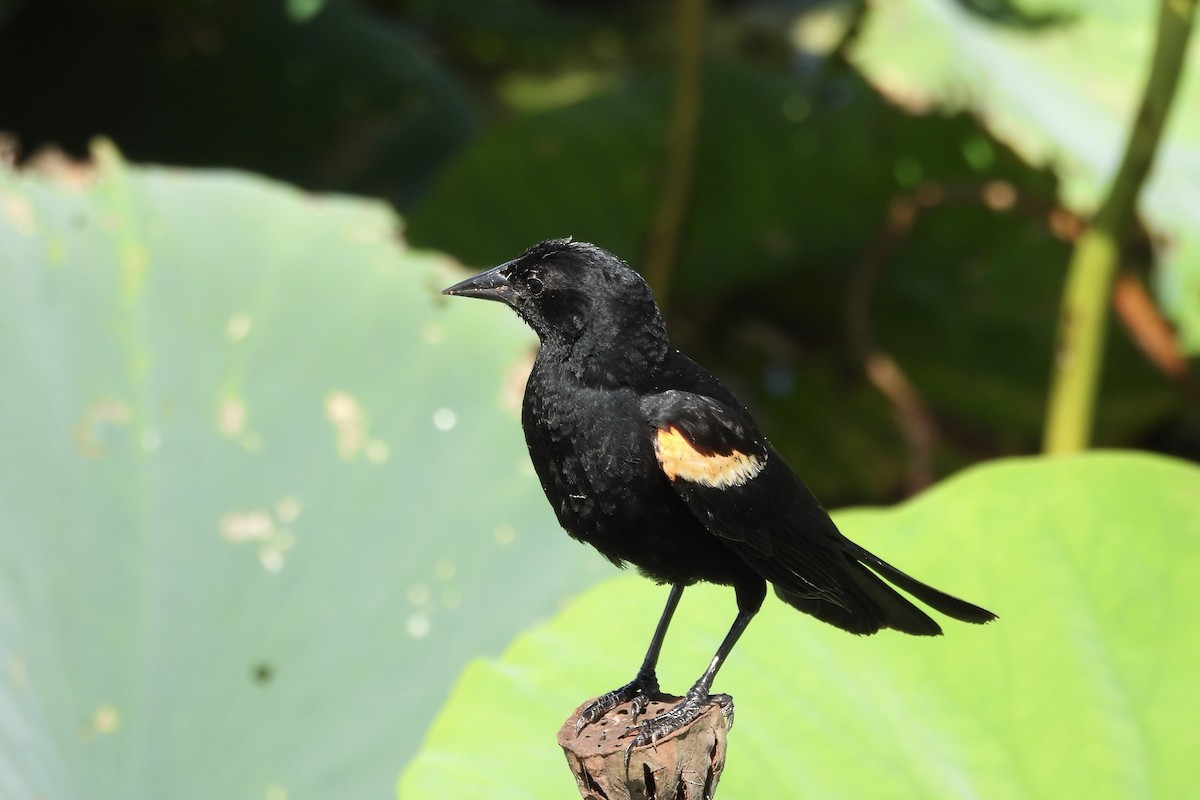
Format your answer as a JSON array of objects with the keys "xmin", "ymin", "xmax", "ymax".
[{"xmin": 526, "ymin": 276, "xmax": 544, "ymax": 297}]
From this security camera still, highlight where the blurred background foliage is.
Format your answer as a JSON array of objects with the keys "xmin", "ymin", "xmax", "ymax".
[{"xmin": 2, "ymin": 0, "xmax": 1197, "ymax": 504}]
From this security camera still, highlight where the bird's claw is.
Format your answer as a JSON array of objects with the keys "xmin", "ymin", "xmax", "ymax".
[
  {"xmin": 622, "ymin": 691, "xmax": 733, "ymax": 769},
  {"xmin": 574, "ymin": 673, "xmax": 660, "ymax": 735}
]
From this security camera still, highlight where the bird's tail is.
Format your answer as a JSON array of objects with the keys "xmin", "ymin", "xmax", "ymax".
[
  {"xmin": 857, "ymin": 549, "xmax": 997, "ymax": 625},
  {"xmin": 773, "ymin": 549, "xmax": 995, "ymax": 637}
]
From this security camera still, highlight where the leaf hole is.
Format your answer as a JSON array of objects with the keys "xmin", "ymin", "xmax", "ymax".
[{"xmin": 252, "ymin": 662, "xmax": 274, "ymax": 685}]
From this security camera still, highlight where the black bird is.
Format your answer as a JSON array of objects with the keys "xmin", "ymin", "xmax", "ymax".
[{"xmin": 443, "ymin": 239, "xmax": 995, "ymax": 746}]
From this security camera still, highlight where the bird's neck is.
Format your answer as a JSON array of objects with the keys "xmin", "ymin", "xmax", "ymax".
[{"xmin": 539, "ymin": 313, "xmax": 670, "ymax": 389}]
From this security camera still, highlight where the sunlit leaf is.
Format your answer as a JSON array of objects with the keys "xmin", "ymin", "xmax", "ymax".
[{"xmin": 400, "ymin": 453, "xmax": 1200, "ymax": 799}]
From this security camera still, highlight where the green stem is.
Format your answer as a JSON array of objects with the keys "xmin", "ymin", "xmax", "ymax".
[
  {"xmin": 1042, "ymin": 0, "xmax": 1196, "ymax": 454},
  {"xmin": 643, "ymin": 0, "xmax": 706, "ymax": 308}
]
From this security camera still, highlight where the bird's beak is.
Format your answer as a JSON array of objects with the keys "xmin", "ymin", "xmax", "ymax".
[{"xmin": 442, "ymin": 262, "xmax": 512, "ymax": 304}]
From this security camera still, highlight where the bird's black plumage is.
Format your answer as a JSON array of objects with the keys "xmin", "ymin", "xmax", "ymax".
[{"xmin": 443, "ymin": 239, "xmax": 995, "ymax": 745}]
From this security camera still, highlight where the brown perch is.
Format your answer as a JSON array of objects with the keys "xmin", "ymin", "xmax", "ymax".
[{"xmin": 558, "ymin": 694, "xmax": 733, "ymax": 800}]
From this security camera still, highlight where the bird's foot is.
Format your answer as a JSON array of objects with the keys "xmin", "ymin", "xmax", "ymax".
[
  {"xmin": 623, "ymin": 689, "xmax": 733, "ymax": 765},
  {"xmin": 574, "ymin": 672, "xmax": 660, "ymax": 735}
]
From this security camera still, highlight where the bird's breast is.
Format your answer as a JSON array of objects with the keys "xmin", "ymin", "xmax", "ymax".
[{"xmin": 521, "ymin": 370, "xmax": 666, "ymax": 541}]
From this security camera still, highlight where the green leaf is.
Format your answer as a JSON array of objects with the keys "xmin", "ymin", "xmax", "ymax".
[
  {"xmin": 399, "ymin": 453, "xmax": 1200, "ymax": 799},
  {"xmin": 848, "ymin": 0, "xmax": 1200, "ymax": 350},
  {"xmin": 0, "ymin": 144, "xmax": 605, "ymax": 797}
]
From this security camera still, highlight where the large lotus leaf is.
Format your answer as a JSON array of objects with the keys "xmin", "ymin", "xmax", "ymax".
[
  {"xmin": 399, "ymin": 452, "xmax": 1200, "ymax": 799},
  {"xmin": 848, "ymin": 0, "xmax": 1200, "ymax": 350},
  {"xmin": 0, "ymin": 144, "xmax": 606, "ymax": 798}
]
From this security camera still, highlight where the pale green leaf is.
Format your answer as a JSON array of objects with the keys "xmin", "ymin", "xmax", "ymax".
[
  {"xmin": 0, "ymin": 145, "xmax": 605, "ymax": 799},
  {"xmin": 400, "ymin": 453, "xmax": 1200, "ymax": 799}
]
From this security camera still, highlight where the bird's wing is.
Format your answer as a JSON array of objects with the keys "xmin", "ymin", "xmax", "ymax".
[
  {"xmin": 640, "ymin": 390, "xmax": 847, "ymax": 593},
  {"xmin": 640, "ymin": 390, "xmax": 770, "ymax": 500},
  {"xmin": 640, "ymin": 389, "xmax": 957, "ymax": 634}
]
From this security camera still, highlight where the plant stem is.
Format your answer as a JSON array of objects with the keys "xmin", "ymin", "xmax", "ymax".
[
  {"xmin": 1042, "ymin": 0, "xmax": 1196, "ymax": 454},
  {"xmin": 643, "ymin": 0, "xmax": 706, "ymax": 308}
]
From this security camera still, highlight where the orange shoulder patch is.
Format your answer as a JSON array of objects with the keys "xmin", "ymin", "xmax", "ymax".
[{"xmin": 654, "ymin": 426, "xmax": 765, "ymax": 489}]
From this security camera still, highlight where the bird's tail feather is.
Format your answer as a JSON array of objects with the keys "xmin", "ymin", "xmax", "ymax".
[
  {"xmin": 774, "ymin": 560, "xmax": 943, "ymax": 636},
  {"xmin": 857, "ymin": 550, "xmax": 997, "ymax": 625},
  {"xmin": 771, "ymin": 548, "xmax": 996, "ymax": 636}
]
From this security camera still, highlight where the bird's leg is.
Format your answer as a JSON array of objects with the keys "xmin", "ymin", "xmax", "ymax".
[
  {"xmin": 575, "ymin": 583, "xmax": 685, "ymax": 733},
  {"xmin": 627, "ymin": 581, "xmax": 765, "ymax": 751}
]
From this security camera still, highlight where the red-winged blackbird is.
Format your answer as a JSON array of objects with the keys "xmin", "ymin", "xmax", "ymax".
[{"xmin": 444, "ymin": 239, "xmax": 995, "ymax": 746}]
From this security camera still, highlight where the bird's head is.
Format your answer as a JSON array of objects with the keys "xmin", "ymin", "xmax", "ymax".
[{"xmin": 443, "ymin": 239, "xmax": 668, "ymax": 372}]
